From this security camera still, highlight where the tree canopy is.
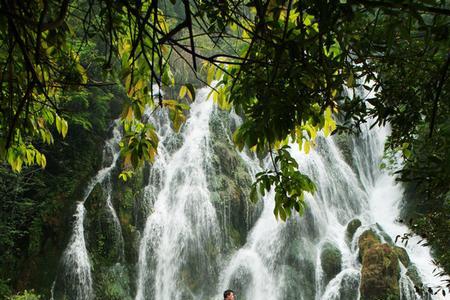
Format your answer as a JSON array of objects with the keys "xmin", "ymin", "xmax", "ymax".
[{"xmin": 1, "ymin": 0, "xmax": 450, "ymax": 276}]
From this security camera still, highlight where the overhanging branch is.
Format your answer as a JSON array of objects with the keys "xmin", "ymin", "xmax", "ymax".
[{"xmin": 351, "ymin": 0, "xmax": 450, "ymax": 16}]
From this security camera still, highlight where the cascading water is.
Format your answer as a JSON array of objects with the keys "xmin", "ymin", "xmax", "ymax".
[
  {"xmin": 135, "ymin": 87, "xmax": 221, "ymax": 300},
  {"xmin": 133, "ymin": 92, "xmax": 445, "ymax": 299},
  {"xmin": 52, "ymin": 123, "xmax": 124, "ymax": 300},
  {"xmin": 51, "ymin": 86, "xmax": 447, "ymax": 300},
  {"xmin": 216, "ymin": 130, "xmax": 368, "ymax": 300}
]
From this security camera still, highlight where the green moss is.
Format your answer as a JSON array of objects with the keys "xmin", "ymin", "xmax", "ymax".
[
  {"xmin": 320, "ymin": 242, "xmax": 342, "ymax": 285},
  {"xmin": 346, "ymin": 218, "xmax": 362, "ymax": 242},
  {"xmin": 178, "ymin": 246, "xmax": 219, "ymax": 297},
  {"xmin": 226, "ymin": 226, "xmax": 243, "ymax": 247},
  {"xmin": 358, "ymin": 229, "xmax": 381, "ymax": 262},
  {"xmin": 94, "ymin": 264, "xmax": 132, "ymax": 300},
  {"xmin": 359, "ymin": 234, "xmax": 401, "ymax": 300},
  {"xmin": 85, "ymin": 184, "xmax": 123, "ymax": 266}
]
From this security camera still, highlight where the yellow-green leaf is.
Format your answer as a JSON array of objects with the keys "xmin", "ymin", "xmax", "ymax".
[
  {"xmin": 179, "ymin": 85, "xmax": 187, "ymax": 98},
  {"xmin": 61, "ymin": 119, "xmax": 68, "ymax": 138},
  {"xmin": 40, "ymin": 154, "xmax": 47, "ymax": 168},
  {"xmin": 55, "ymin": 115, "xmax": 62, "ymax": 134},
  {"xmin": 207, "ymin": 65, "xmax": 215, "ymax": 84},
  {"xmin": 304, "ymin": 140, "xmax": 311, "ymax": 154}
]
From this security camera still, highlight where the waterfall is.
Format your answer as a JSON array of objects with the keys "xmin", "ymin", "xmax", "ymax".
[
  {"xmin": 52, "ymin": 123, "xmax": 124, "ymax": 300},
  {"xmin": 216, "ymin": 131, "xmax": 368, "ymax": 300},
  {"xmin": 135, "ymin": 86, "xmax": 221, "ymax": 300},
  {"xmin": 215, "ymin": 117, "xmax": 445, "ymax": 299},
  {"xmin": 51, "ymin": 86, "xmax": 447, "ymax": 300}
]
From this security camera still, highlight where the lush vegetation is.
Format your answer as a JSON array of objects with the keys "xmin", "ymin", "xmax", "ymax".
[{"xmin": 1, "ymin": 0, "xmax": 450, "ymax": 296}]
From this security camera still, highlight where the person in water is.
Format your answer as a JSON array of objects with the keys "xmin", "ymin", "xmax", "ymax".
[{"xmin": 223, "ymin": 289, "xmax": 235, "ymax": 300}]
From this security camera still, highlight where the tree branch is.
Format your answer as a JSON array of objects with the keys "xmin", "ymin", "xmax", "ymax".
[
  {"xmin": 158, "ymin": 20, "xmax": 188, "ymax": 44},
  {"xmin": 429, "ymin": 52, "xmax": 450, "ymax": 138},
  {"xmin": 41, "ymin": 0, "xmax": 70, "ymax": 31},
  {"xmin": 182, "ymin": 0, "xmax": 197, "ymax": 71}
]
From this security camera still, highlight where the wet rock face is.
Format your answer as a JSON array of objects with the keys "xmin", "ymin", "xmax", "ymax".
[
  {"xmin": 208, "ymin": 110, "xmax": 261, "ymax": 250},
  {"xmin": 280, "ymin": 229, "xmax": 316, "ymax": 300},
  {"xmin": 320, "ymin": 242, "xmax": 342, "ymax": 285},
  {"xmin": 358, "ymin": 230, "xmax": 400, "ymax": 300},
  {"xmin": 333, "ymin": 134, "xmax": 354, "ymax": 167},
  {"xmin": 84, "ymin": 183, "xmax": 122, "ymax": 265},
  {"xmin": 281, "ymin": 263, "xmax": 315, "ymax": 300},
  {"xmin": 338, "ymin": 271, "xmax": 360, "ymax": 300}
]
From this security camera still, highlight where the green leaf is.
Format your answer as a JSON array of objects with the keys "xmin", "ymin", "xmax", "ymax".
[
  {"xmin": 304, "ymin": 140, "xmax": 311, "ymax": 154},
  {"xmin": 185, "ymin": 83, "xmax": 195, "ymax": 101},
  {"xmin": 250, "ymin": 186, "xmax": 258, "ymax": 203},
  {"xmin": 162, "ymin": 66, "xmax": 175, "ymax": 86},
  {"xmin": 119, "ymin": 172, "xmax": 128, "ymax": 181},
  {"xmin": 61, "ymin": 119, "xmax": 68, "ymax": 138},
  {"xmin": 55, "ymin": 115, "xmax": 62, "ymax": 134}
]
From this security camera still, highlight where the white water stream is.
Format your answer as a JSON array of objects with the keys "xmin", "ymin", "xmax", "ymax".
[
  {"xmin": 51, "ymin": 123, "xmax": 124, "ymax": 300},
  {"xmin": 135, "ymin": 87, "xmax": 221, "ymax": 300}
]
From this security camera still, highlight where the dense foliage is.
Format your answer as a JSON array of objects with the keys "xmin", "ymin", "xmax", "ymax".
[{"xmin": 1, "ymin": 0, "xmax": 450, "ymax": 295}]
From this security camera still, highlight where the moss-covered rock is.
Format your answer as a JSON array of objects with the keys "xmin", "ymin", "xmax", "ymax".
[
  {"xmin": 358, "ymin": 229, "xmax": 381, "ymax": 262},
  {"xmin": 360, "ymin": 243, "xmax": 400, "ymax": 300},
  {"xmin": 320, "ymin": 242, "xmax": 342, "ymax": 285},
  {"xmin": 94, "ymin": 263, "xmax": 132, "ymax": 300},
  {"xmin": 333, "ymin": 134, "xmax": 354, "ymax": 167},
  {"xmin": 346, "ymin": 218, "xmax": 362, "ymax": 242},
  {"xmin": 359, "ymin": 231, "xmax": 401, "ymax": 300},
  {"xmin": 208, "ymin": 109, "xmax": 261, "ymax": 250},
  {"xmin": 113, "ymin": 166, "xmax": 145, "ymax": 266},
  {"xmin": 177, "ymin": 237, "xmax": 220, "ymax": 297},
  {"xmin": 85, "ymin": 183, "xmax": 123, "ymax": 265},
  {"xmin": 84, "ymin": 183, "xmax": 104, "ymax": 210}
]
